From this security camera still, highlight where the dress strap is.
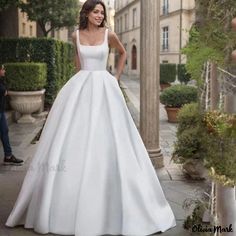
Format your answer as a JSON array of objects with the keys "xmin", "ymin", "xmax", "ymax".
[{"xmin": 76, "ymin": 29, "xmax": 80, "ymax": 49}]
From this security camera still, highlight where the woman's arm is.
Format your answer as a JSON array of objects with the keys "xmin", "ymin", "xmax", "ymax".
[
  {"xmin": 71, "ymin": 31, "xmax": 81, "ymax": 72},
  {"xmin": 108, "ymin": 30, "xmax": 127, "ymax": 81}
]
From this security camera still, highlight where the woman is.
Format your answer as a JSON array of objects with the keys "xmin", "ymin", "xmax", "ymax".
[{"xmin": 6, "ymin": 0, "xmax": 176, "ymax": 235}]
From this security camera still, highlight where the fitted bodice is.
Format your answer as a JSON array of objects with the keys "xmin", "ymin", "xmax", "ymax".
[{"xmin": 76, "ymin": 29, "xmax": 109, "ymax": 71}]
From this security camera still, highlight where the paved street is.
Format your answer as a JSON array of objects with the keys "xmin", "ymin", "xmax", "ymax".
[{"xmin": 0, "ymin": 75, "xmax": 207, "ymax": 236}]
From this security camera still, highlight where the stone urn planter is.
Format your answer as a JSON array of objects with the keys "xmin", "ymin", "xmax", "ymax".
[
  {"xmin": 4, "ymin": 62, "xmax": 47, "ymax": 124},
  {"xmin": 8, "ymin": 89, "xmax": 45, "ymax": 123},
  {"xmin": 182, "ymin": 159, "xmax": 207, "ymax": 180}
]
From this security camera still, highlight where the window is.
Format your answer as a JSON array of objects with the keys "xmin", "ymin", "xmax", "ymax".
[
  {"xmin": 124, "ymin": 43, "xmax": 128, "ymax": 64},
  {"xmin": 56, "ymin": 30, "xmax": 60, "ymax": 39},
  {"xmin": 29, "ymin": 25, "xmax": 33, "ymax": 36},
  {"xmin": 117, "ymin": 19, "xmax": 119, "ymax": 32},
  {"xmin": 120, "ymin": 16, "xmax": 123, "ymax": 32},
  {"xmin": 162, "ymin": 26, "xmax": 169, "ymax": 50},
  {"xmin": 131, "ymin": 45, "xmax": 137, "ymax": 70},
  {"xmin": 125, "ymin": 13, "xmax": 128, "ymax": 30},
  {"xmin": 132, "ymin": 8, "xmax": 137, "ymax": 28},
  {"xmin": 22, "ymin": 23, "xmax": 26, "ymax": 35},
  {"xmin": 163, "ymin": 0, "xmax": 169, "ymax": 15}
]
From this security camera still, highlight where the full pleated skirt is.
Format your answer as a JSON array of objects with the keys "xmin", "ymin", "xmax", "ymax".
[{"xmin": 6, "ymin": 70, "xmax": 176, "ymax": 236}]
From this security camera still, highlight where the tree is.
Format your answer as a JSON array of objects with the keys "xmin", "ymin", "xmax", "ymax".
[
  {"xmin": 19, "ymin": 0, "xmax": 79, "ymax": 37},
  {"xmin": 0, "ymin": 0, "xmax": 19, "ymax": 11},
  {"xmin": 182, "ymin": 0, "xmax": 236, "ymax": 82}
]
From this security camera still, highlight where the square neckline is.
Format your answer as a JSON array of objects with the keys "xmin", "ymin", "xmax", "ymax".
[{"xmin": 78, "ymin": 28, "xmax": 108, "ymax": 47}]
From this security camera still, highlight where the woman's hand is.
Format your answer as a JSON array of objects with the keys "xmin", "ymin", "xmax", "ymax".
[{"xmin": 115, "ymin": 75, "xmax": 120, "ymax": 81}]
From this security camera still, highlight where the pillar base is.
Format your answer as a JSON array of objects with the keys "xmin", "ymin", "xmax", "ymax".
[{"xmin": 148, "ymin": 148, "xmax": 164, "ymax": 169}]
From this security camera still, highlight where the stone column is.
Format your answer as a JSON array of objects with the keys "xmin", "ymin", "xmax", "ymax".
[{"xmin": 140, "ymin": 0, "xmax": 163, "ymax": 168}]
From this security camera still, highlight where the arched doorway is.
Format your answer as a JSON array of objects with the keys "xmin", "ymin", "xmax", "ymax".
[{"xmin": 131, "ymin": 45, "xmax": 137, "ymax": 70}]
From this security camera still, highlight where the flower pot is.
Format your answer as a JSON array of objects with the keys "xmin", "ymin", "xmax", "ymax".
[
  {"xmin": 182, "ymin": 159, "xmax": 206, "ymax": 180},
  {"xmin": 216, "ymin": 183, "xmax": 236, "ymax": 235},
  {"xmin": 164, "ymin": 106, "xmax": 180, "ymax": 123},
  {"xmin": 231, "ymin": 17, "xmax": 236, "ymax": 31},
  {"xmin": 8, "ymin": 89, "xmax": 45, "ymax": 124},
  {"xmin": 160, "ymin": 83, "xmax": 171, "ymax": 91},
  {"xmin": 231, "ymin": 50, "xmax": 236, "ymax": 62}
]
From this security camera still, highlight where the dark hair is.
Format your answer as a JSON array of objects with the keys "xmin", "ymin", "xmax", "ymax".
[{"xmin": 79, "ymin": 0, "xmax": 107, "ymax": 30}]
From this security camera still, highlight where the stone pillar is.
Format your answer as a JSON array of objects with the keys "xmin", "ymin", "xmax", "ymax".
[{"xmin": 140, "ymin": 0, "xmax": 163, "ymax": 168}]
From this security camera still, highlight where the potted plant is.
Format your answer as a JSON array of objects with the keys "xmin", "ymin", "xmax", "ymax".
[
  {"xmin": 172, "ymin": 103, "xmax": 208, "ymax": 179},
  {"xmin": 203, "ymin": 111, "xmax": 236, "ymax": 232},
  {"xmin": 160, "ymin": 84, "xmax": 198, "ymax": 122},
  {"xmin": 5, "ymin": 62, "xmax": 47, "ymax": 123},
  {"xmin": 160, "ymin": 63, "xmax": 176, "ymax": 91}
]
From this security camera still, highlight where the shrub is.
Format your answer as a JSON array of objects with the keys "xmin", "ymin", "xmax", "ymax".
[
  {"xmin": 177, "ymin": 102, "xmax": 201, "ymax": 134},
  {"xmin": 160, "ymin": 84, "xmax": 198, "ymax": 108},
  {"xmin": 5, "ymin": 62, "xmax": 47, "ymax": 91},
  {"xmin": 177, "ymin": 64, "xmax": 191, "ymax": 84},
  {"xmin": 203, "ymin": 111, "xmax": 236, "ymax": 186},
  {"xmin": 0, "ymin": 38, "xmax": 74, "ymax": 105},
  {"xmin": 172, "ymin": 103, "xmax": 207, "ymax": 163},
  {"xmin": 160, "ymin": 63, "xmax": 176, "ymax": 84}
]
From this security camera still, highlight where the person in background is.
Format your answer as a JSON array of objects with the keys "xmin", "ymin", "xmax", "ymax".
[{"xmin": 0, "ymin": 65, "xmax": 23, "ymax": 165}]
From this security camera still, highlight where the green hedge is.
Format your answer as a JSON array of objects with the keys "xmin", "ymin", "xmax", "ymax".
[
  {"xmin": 177, "ymin": 64, "xmax": 191, "ymax": 84},
  {"xmin": 5, "ymin": 62, "xmax": 47, "ymax": 91},
  {"xmin": 160, "ymin": 63, "xmax": 176, "ymax": 84},
  {"xmin": 160, "ymin": 84, "xmax": 198, "ymax": 108},
  {"xmin": 173, "ymin": 103, "xmax": 207, "ymax": 163},
  {"xmin": 0, "ymin": 38, "xmax": 75, "ymax": 105}
]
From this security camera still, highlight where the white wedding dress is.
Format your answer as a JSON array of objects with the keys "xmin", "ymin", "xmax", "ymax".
[{"xmin": 6, "ymin": 28, "xmax": 176, "ymax": 236}]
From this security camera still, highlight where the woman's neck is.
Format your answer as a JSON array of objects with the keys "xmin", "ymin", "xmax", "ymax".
[{"xmin": 86, "ymin": 23, "xmax": 101, "ymax": 32}]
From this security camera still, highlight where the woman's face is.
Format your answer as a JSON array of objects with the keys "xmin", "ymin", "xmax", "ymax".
[{"xmin": 87, "ymin": 4, "xmax": 105, "ymax": 27}]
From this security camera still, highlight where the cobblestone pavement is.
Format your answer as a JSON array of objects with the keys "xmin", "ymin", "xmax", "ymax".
[{"xmin": 0, "ymin": 75, "xmax": 207, "ymax": 236}]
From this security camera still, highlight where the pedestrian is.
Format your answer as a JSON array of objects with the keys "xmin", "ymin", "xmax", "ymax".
[
  {"xmin": 0, "ymin": 65, "xmax": 23, "ymax": 165},
  {"xmin": 6, "ymin": 0, "xmax": 176, "ymax": 235}
]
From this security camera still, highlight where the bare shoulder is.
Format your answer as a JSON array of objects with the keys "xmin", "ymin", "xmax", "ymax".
[
  {"xmin": 108, "ymin": 30, "xmax": 120, "ymax": 46},
  {"xmin": 108, "ymin": 30, "xmax": 118, "ymax": 41}
]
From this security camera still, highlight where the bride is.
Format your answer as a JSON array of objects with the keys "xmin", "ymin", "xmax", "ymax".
[{"xmin": 6, "ymin": 0, "xmax": 176, "ymax": 235}]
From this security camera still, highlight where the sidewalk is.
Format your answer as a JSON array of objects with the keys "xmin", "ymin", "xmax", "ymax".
[
  {"xmin": 120, "ymin": 74, "xmax": 207, "ymax": 236},
  {"xmin": 0, "ymin": 76, "xmax": 206, "ymax": 236}
]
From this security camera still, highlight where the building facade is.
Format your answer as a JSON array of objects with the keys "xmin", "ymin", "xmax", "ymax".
[
  {"xmin": 114, "ymin": 0, "xmax": 195, "ymax": 77},
  {"xmin": 160, "ymin": 0, "xmax": 195, "ymax": 64},
  {"xmin": 0, "ymin": 6, "xmax": 37, "ymax": 38},
  {"xmin": 114, "ymin": 0, "xmax": 140, "ymax": 78},
  {"xmin": 0, "ymin": 4, "xmax": 76, "ymax": 42}
]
